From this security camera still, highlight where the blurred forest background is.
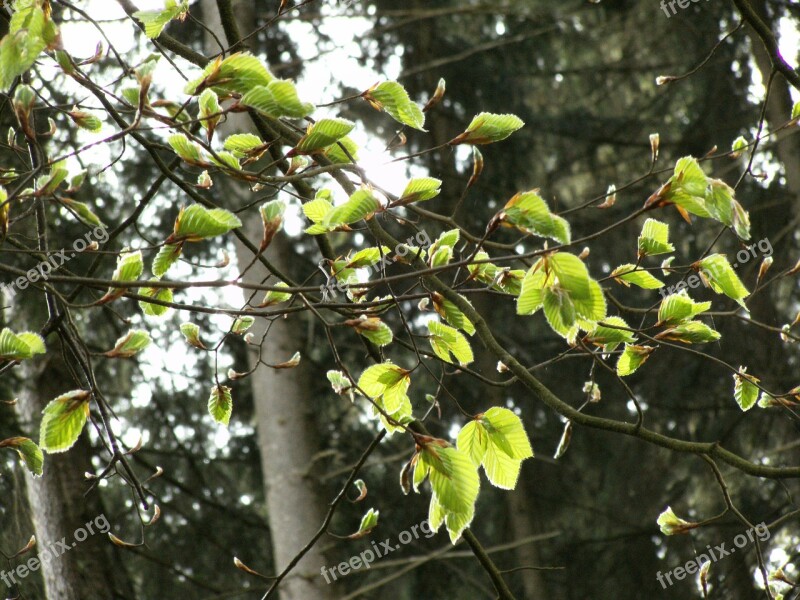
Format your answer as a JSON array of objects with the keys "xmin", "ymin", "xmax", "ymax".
[{"xmin": 2, "ymin": 1, "xmax": 800, "ymax": 599}]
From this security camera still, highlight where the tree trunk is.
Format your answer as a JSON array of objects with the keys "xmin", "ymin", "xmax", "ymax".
[
  {"xmin": 15, "ymin": 345, "xmax": 134, "ymax": 599},
  {"xmin": 201, "ymin": 3, "xmax": 336, "ymax": 598}
]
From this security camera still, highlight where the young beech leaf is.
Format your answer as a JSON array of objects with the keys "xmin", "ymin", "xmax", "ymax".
[
  {"xmin": 427, "ymin": 320, "xmax": 474, "ymax": 366},
  {"xmin": 259, "ymin": 200, "xmax": 285, "ymax": 250},
  {"xmin": 733, "ymin": 367, "xmax": 759, "ymax": 411},
  {"xmin": 394, "ymin": 177, "xmax": 442, "ymax": 206},
  {"xmin": 260, "ymin": 282, "xmax": 291, "ymax": 307},
  {"xmin": 171, "ymin": 204, "xmax": 242, "ymax": 242},
  {"xmin": 104, "ymin": 329, "xmax": 151, "ymax": 358},
  {"xmin": 223, "ymin": 133, "xmax": 265, "ymax": 158},
  {"xmin": 184, "ymin": 52, "xmax": 274, "ymax": 95},
  {"xmin": 617, "ymin": 344, "xmax": 654, "ymax": 376},
  {"xmin": 423, "ymin": 445, "xmax": 480, "ymax": 515},
  {"xmin": 152, "ymin": 244, "xmax": 182, "ymax": 278},
  {"xmin": 241, "ymin": 79, "xmax": 314, "ymax": 119},
  {"xmin": 180, "ymin": 322, "xmax": 206, "ymax": 350},
  {"xmin": 133, "ymin": 0, "xmax": 189, "ymax": 39},
  {"xmin": 657, "ymin": 506, "xmax": 699, "ymax": 535},
  {"xmin": 291, "ymin": 118, "xmax": 355, "ymax": 156},
  {"xmin": 637, "ymin": 218, "xmax": 674, "ymax": 257},
  {"xmin": 655, "ymin": 321, "xmax": 720, "ymax": 345},
  {"xmin": 457, "ymin": 408, "xmax": 533, "ymax": 490},
  {"xmin": 139, "ymin": 284, "xmax": 174, "ymax": 317},
  {"xmin": 348, "ymin": 508, "xmax": 379, "ymax": 539},
  {"xmin": 500, "ymin": 190, "xmax": 571, "ymax": 244},
  {"xmin": 362, "ymin": 81, "xmax": 426, "ymax": 131},
  {"xmin": 693, "ymin": 254, "xmax": 749, "ymax": 308},
  {"xmin": 611, "ymin": 265, "xmax": 664, "ymax": 289},
  {"xmin": 208, "ymin": 385, "xmax": 233, "ymax": 427},
  {"xmin": 657, "ymin": 291, "xmax": 711, "ymax": 326},
  {"xmin": 0, "ymin": 328, "xmax": 46, "ymax": 361},
  {"xmin": 585, "ymin": 317, "xmax": 636, "ymax": 351},
  {"xmin": 39, "ymin": 390, "xmax": 91, "ymax": 454},
  {"xmin": 0, "ymin": 437, "xmax": 43, "ymax": 476},
  {"xmin": 99, "ymin": 250, "xmax": 143, "ymax": 304},
  {"xmin": 449, "ymin": 112, "xmax": 524, "ymax": 145}
]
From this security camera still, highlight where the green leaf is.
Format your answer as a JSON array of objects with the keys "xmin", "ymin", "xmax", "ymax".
[
  {"xmin": 363, "ymin": 81, "xmax": 426, "ymax": 131},
  {"xmin": 241, "ymin": 79, "xmax": 314, "ymax": 119},
  {"xmin": 185, "ymin": 52, "xmax": 274, "ymax": 95},
  {"xmin": 139, "ymin": 283, "xmax": 174, "ymax": 317},
  {"xmin": 396, "ymin": 177, "xmax": 442, "ymax": 206},
  {"xmin": 549, "ymin": 253, "xmax": 591, "ymax": 301},
  {"xmin": 611, "ymin": 264, "xmax": 664, "ymax": 289},
  {"xmin": 665, "ymin": 156, "xmax": 711, "ymax": 218},
  {"xmin": 346, "ymin": 247, "xmax": 391, "ymax": 269},
  {"xmin": 656, "ymin": 321, "xmax": 720, "ymax": 344},
  {"xmin": 223, "ymin": 133, "xmax": 265, "ymax": 157},
  {"xmin": 695, "ymin": 254, "xmax": 749, "ymax": 308},
  {"xmin": 482, "ymin": 407, "xmax": 534, "ymax": 461},
  {"xmin": 357, "ymin": 362, "xmax": 410, "ymax": 416},
  {"xmin": 231, "ymin": 316, "xmax": 255, "ymax": 335},
  {"xmin": 516, "ymin": 265, "xmax": 548, "ymax": 316},
  {"xmin": 293, "ymin": 118, "xmax": 355, "ymax": 155},
  {"xmin": 482, "ymin": 441, "xmax": 523, "ymax": 490},
  {"xmin": 792, "ymin": 101, "xmax": 800, "ymax": 121},
  {"xmin": 450, "ymin": 112, "xmax": 524, "ymax": 145},
  {"xmin": 350, "ymin": 508, "xmax": 379, "ymax": 539},
  {"xmin": 174, "ymin": 204, "xmax": 242, "ymax": 241},
  {"xmin": 637, "ymin": 219, "xmax": 674, "ymax": 257},
  {"xmin": 616, "ymin": 344, "xmax": 654, "ymax": 377},
  {"xmin": 260, "ymin": 282, "xmax": 291, "ymax": 307},
  {"xmin": 501, "ymin": 190, "xmax": 571, "ymax": 244},
  {"xmin": 67, "ymin": 109, "xmax": 103, "ymax": 132},
  {"xmin": 731, "ymin": 136, "xmax": 747, "ymax": 154},
  {"xmin": 180, "ymin": 322, "xmax": 206, "ymax": 350},
  {"xmin": 59, "ymin": 198, "xmax": 105, "ymax": 228},
  {"xmin": 133, "ymin": 0, "xmax": 188, "ymax": 39},
  {"xmin": 356, "ymin": 318, "xmax": 393, "ymax": 347},
  {"xmin": 198, "ymin": 88, "xmax": 221, "ymax": 133},
  {"xmin": 102, "ymin": 250, "xmax": 143, "ymax": 302},
  {"xmin": 0, "ymin": 437, "xmax": 43, "ymax": 476},
  {"xmin": 585, "ymin": 317, "xmax": 636, "ymax": 348},
  {"xmin": 657, "ymin": 506, "xmax": 699, "ymax": 535},
  {"xmin": 302, "ymin": 192, "xmax": 333, "ymax": 224},
  {"xmin": 543, "ymin": 288, "xmax": 577, "ymax": 337},
  {"xmin": 306, "ymin": 188, "xmax": 381, "ymax": 234},
  {"xmin": 209, "ymin": 151, "xmax": 240, "ymax": 170},
  {"xmin": 734, "ymin": 367, "xmax": 759, "ymax": 412},
  {"xmin": 657, "ymin": 291, "xmax": 711, "ymax": 326},
  {"xmin": 457, "ymin": 420, "xmax": 488, "ymax": 466},
  {"xmin": 0, "ymin": 2, "xmax": 56, "ymax": 91},
  {"xmin": 0, "ymin": 328, "xmax": 46, "ymax": 361},
  {"xmin": 433, "ymin": 294, "xmax": 476, "ymax": 336},
  {"xmin": 704, "ymin": 179, "xmax": 750, "ymax": 240},
  {"xmin": 152, "ymin": 244, "xmax": 182, "ymax": 278},
  {"xmin": 321, "ymin": 135, "xmax": 359, "ymax": 164},
  {"xmin": 208, "ymin": 385, "xmax": 233, "ymax": 427},
  {"xmin": 40, "ymin": 160, "xmax": 69, "ymax": 195},
  {"xmin": 423, "ymin": 445, "xmax": 480, "ymax": 515},
  {"xmin": 39, "ymin": 390, "xmax": 91, "ymax": 454},
  {"xmin": 104, "ymin": 329, "xmax": 151, "ymax": 358},
  {"xmin": 168, "ymin": 133, "xmax": 204, "ymax": 165},
  {"xmin": 428, "ymin": 320, "xmax": 474, "ymax": 366}
]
